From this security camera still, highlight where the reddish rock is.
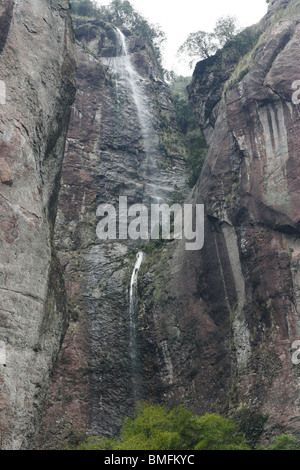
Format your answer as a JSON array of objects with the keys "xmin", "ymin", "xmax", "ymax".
[
  {"xmin": 37, "ymin": 17, "xmax": 188, "ymax": 449},
  {"xmin": 0, "ymin": 0, "xmax": 76, "ymax": 450},
  {"xmin": 38, "ymin": 0, "xmax": 300, "ymax": 450},
  {"xmin": 185, "ymin": 0, "xmax": 300, "ymax": 440}
]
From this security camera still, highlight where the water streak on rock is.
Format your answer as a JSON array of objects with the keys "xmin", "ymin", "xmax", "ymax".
[{"xmin": 129, "ymin": 251, "xmax": 144, "ymax": 400}]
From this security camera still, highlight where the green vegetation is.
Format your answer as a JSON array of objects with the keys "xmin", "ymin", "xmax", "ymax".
[
  {"xmin": 269, "ymin": 0, "xmax": 300, "ymax": 22},
  {"xmin": 263, "ymin": 434, "xmax": 300, "ymax": 450},
  {"xmin": 178, "ymin": 15, "xmax": 263, "ymax": 102},
  {"xmin": 68, "ymin": 402, "xmax": 300, "ymax": 450},
  {"xmin": 232, "ymin": 406, "xmax": 268, "ymax": 449},
  {"xmin": 193, "ymin": 413, "xmax": 249, "ymax": 450},
  {"xmin": 177, "ymin": 15, "xmax": 241, "ymax": 69},
  {"xmin": 224, "ymin": 0, "xmax": 300, "ymax": 93},
  {"xmin": 70, "ymin": 0, "xmax": 166, "ymax": 67},
  {"xmin": 70, "ymin": 0, "xmax": 98, "ymax": 17},
  {"xmin": 71, "ymin": 403, "xmax": 250, "ymax": 450},
  {"xmin": 168, "ymin": 75, "xmax": 207, "ymax": 187},
  {"xmin": 222, "ymin": 21, "xmax": 265, "ymax": 92}
]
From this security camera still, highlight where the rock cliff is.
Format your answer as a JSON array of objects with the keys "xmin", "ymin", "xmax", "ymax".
[
  {"xmin": 186, "ymin": 0, "xmax": 300, "ymax": 437},
  {"xmin": 36, "ymin": 16, "xmax": 188, "ymax": 449},
  {"xmin": 22, "ymin": 0, "xmax": 300, "ymax": 449},
  {"xmin": 0, "ymin": 0, "xmax": 76, "ymax": 450},
  {"xmin": 133, "ymin": 0, "xmax": 300, "ymax": 441}
]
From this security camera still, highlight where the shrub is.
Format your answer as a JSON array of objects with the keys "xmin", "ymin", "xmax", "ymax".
[
  {"xmin": 194, "ymin": 413, "xmax": 250, "ymax": 450},
  {"xmin": 265, "ymin": 434, "xmax": 300, "ymax": 450},
  {"xmin": 71, "ymin": 403, "xmax": 250, "ymax": 450}
]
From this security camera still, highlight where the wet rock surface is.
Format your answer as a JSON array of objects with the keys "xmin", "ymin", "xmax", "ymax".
[
  {"xmin": 37, "ymin": 0, "xmax": 300, "ymax": 449},
  {"xmin": 185, "ymin": 0, "xmax": 300, "ymax": 437},
  {"xmin": 0, "ymin": 0, "xmax": 76, "ymax": 450},
  {"xmin": 36, "ymin": 17, "xmax": 188, "ymax": 449}
]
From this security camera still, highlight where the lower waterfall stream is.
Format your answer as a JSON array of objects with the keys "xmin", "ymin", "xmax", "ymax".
[
  {"xmin": 111, "ymin": 28, "xmax": 150, "ymax": 403},
  {"xmin": 129, "ymin": 251, "xmax": 144, "ymax": 401}
]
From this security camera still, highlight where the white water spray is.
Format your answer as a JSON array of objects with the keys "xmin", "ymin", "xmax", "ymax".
[
  {"xmin": 114, "ymin": 28, "xmax": 155, "ymax": 156},
  {"xmin": 129, "ymin": 251, "xmax": 144, "ymax": 399},
  {"xmin": 107, "ymin": 29, "xmax": 167, "ymax": 400}
]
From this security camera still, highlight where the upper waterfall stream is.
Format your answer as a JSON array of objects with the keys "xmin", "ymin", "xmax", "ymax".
[
  {"xmin": 112, "ymin": 29, "xmax": 149, "ymax": 402},
  {"xmin": 114, "ymin": 27, "xmax": 154, "ymax": 156}
]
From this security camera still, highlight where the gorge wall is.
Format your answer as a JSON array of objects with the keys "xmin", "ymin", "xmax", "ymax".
[
  {"xmin": 38, "ymin": 0, "xmax": 300, "ymax": 449},
  {"xmin": 1, "ymin": 0, "xmax": 300, "ymax": 452},
  {"xmin": 185, "ymin": 0, "xmax": 300, "ymax": 438},
  {"xmin": 36, "ymin": 16, "xmax": 189, "ymax": 449},
  {"xmin": 37, "ymin": 0, "xmax": 300, "ymax": 450},
  {"xmin": 0, "ymin": 0, "xmax": 76, "ymax": 449}
]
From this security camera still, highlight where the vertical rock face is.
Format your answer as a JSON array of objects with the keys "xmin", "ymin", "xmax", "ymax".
[
  {"xmin": 37, "ymin": 0, "xmax": 300, "ymax": 449},
  {"xmin": 37, "ymin": 18, "xmax": 188, "ymax": 449},
  {"xmin": 0, "ymin": 0, "xmax": 76, "ymax": 450},
  {"xmin": 185, "ymin": 0, "xmax": 300, "ymax": 435}
]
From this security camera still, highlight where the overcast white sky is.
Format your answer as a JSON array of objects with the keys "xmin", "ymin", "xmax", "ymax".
[{"xmin": 95, "ymin": 0, "xmax": 269, "ymax": 75}]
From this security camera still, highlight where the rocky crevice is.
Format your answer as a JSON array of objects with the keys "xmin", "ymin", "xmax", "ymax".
[
  {"xmin": 186, "ymin": 0, "xmax": 300, "ymax": 437},
  {"xmin": 36, "ymin": 17, "xmax": 189, "ymax": 449},
  {"xmin": 0, "ymin": 0, "xmax": 76, "ymax": 450},
  {"xmin": 6, "ymin": 0, "xmax": 299, "ymax": 449},
  {"xmin": 35, "ymin": 0, "xmax": 300, "ymax": 448}
]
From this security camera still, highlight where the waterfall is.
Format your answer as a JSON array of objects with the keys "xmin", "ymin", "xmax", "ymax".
[
  {"xmin": 107, "ymin": 29, "xmax": 164, "ymax": 402},
  {"xmin": 129, "ymin": 251, "xmax": 144, "ymax": 400},
  {"xmin": 114, "ymin": 27, "xmax": 155, "ymax": 157},
  {"xmin": 108, "ymin": 26, "xmax": 163, "ymax": 202}
]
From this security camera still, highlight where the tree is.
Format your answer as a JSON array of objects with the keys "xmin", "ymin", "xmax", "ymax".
[
  {"xmin": 70, "ymin": 0, "xmax": 97, "ymax": 17},
  {"xmin": 98, "ymin": 0, "xmax": 136, "ymax": 27},
  {"xmin": 167, "ymin": 404, "xmax": 204, "ymax": 450},
  {"xmin": 264, "ymin": 434, "xmax": 300, "ymax": 450},
  {"xmin": 194, "ymin": 413, "xmax": 250, "ymax": 450},
  {"xmin": 168, "ymin": 74, "xmax": 208, "ymax": 187},
  {"xmin": 177, "ymin": 31, "xmax": 218, "ymax": 68},
  {"xmin": 97, "ymin": 0, "xmax": 166, "ymax": 67},
  {"xmin": 177, "ymin": 15, "xmax": 240, "ymax": 69},
  {"xmin": 70, "ymin": 403, "xmax": 250, "ymax": 450},
  {"xmin": 233, "ymin": 406, "xmax": 267, "ymax": 449},
  {"xmin": 70, "ymin": 0, "xmax": 166, "ymax": 66},
  {"xmin": 118, "ymin": 403, "xmax": 179, "ymax": 450},
  {"xmin": 213, "ymin": 15, "xmax": 240, "ymax": 46}
]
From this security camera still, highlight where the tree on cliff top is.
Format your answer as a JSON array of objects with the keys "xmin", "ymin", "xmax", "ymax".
[
  {"xmin": 70, "ymin": 0, "xmax": 166, "ymax": 67},
  {"xmin": 70, "ymin": 0, "xmax": 98, "ymax": 17},
  {"xmin": 99, "ymin": 0, "xmax": 166, "ymax": 64},
  {"xmin": 177, "ymin": 15, "xmax": 241, "ymax": 69}
]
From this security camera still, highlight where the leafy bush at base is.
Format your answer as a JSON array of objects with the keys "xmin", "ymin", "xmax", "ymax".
[
  {"xmin": 71, "ymin": 402, "xmax": 250, "ymax": 450},
  {"xmin": 262, "ymin": 434, "xmax": 300, "ymax": 450},
  {"xmin": 70, "ymin": 402, "xmax": 300, "ymax": 451}
]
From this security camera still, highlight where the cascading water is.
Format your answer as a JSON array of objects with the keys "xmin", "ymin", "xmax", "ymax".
[
  {"xmin": 108, "ymin": 29, "xmax": 160, "ymax": 402},
  {"xmin": 113, "ymin": 28, "xmax": 156, "ymax": 158},
  {"xmin": 129, "ymin": 251, "xmax": 144, "ymax": 400},
  {"xmin": 103, "ymin": 27, "xmax": 176, "ymax": 409},
  {"xmin": 112, "ymin": 30, "xmax": 146, "ymax": 400},
  {"xmin": 108, "ymin": 27, "xmax": 162, "ymax": 203}
]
